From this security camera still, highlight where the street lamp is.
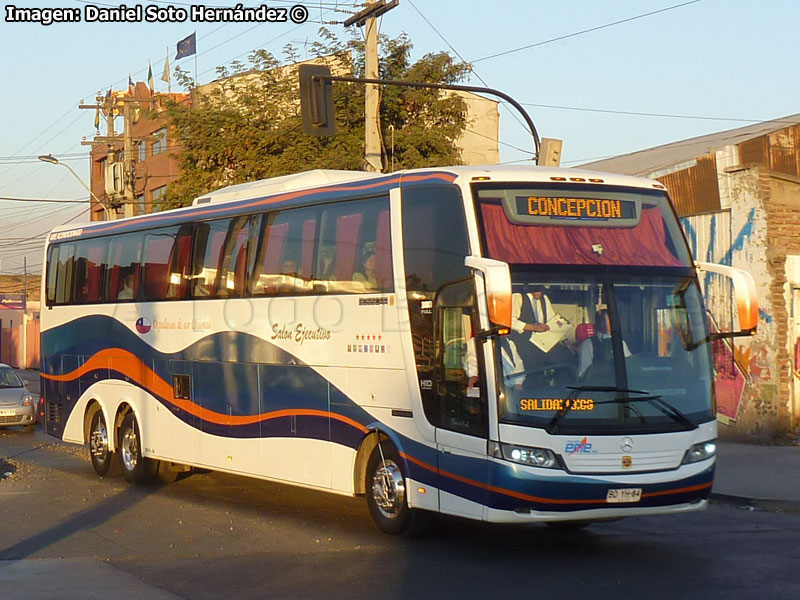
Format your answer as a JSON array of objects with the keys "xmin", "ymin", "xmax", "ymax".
[{"xmin": 37, "ymin": 154, "xmax": 112, "ymax": 221}]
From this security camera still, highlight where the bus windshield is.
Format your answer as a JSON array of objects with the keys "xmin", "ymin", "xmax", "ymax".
[
  {"xmin": 494, "ymin": 273, "xmax": 714, "ymax": 434},
  {"xmin": 474, "ymin": 182, "xmax": 710, "ymax": 434}
]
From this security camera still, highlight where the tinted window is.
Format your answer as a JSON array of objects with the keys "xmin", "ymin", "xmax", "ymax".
[
  {"xmin": 141, "ymin": 227, "xmax": 180, "ymax": 301},
  {"xmin": 216, "ymin": 216, "xmax": 258, "ymax": 299},
  {"xmin": 190, "ymin": 219, "xmax": 231, "ymax": 299},
  {"xmin": 250, "ymin": 196, "xmax": 392, "ymax": 296},
  {"xmin": 73, "ymin": 237, "xmax": 108, "ymax": 303},
  {"xmin": 107, "ymin": 231, "xmax": 144, "ymax": 302},
  {"xmin": 402, "ymin": 185, "xmax": 470, "ymax": 292}
]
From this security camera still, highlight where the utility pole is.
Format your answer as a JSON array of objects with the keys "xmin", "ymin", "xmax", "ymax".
[
  {"xmin": 344, "ymin": 0, "xmax": 398, "ymax": 173},
  {"xmin": 22, "ymin": 257, "xmax": 27, "ymax": 313},
  {"xmin": 122, "ymin": 101, "xmax": 136, "ymax": 218},
  {"xmin": 81, "ymin": 89, "xmax": 151, "ymax": 220}
]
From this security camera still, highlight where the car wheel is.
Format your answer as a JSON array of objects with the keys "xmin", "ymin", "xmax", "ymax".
[
  {"xmin": 365, "ymin": 441, "xmax": 430, "ymax": 536},
  {"xmin": 119, "ymin": 412, "xmax": 156, "ymax": 484},
  {"xmin": 89, "ymin": 411, "xmax": 122, "ymax": 477}
]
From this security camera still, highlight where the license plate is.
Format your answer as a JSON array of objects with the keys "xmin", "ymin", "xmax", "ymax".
[
  {"xmin": 0, "ymin": 408, "xmax": 16, "ymax": 416},
  {"xmin": 606, "ymin": 488, "xmax": 642, "ymax": 503}
]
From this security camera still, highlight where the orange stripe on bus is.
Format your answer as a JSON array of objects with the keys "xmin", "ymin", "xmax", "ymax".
[{"xmin": 41, "ymin": 348, "xmax": 368, "ymax": 432}]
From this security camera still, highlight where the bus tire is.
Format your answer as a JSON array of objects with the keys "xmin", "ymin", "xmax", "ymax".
[
  {"xmin": 119, "ymin": 412, "xmax": 157, "ymax": 484},
  {"xmin": 155, "ymin": 460, "xmax": 182, "ymax": 483},
  {"xmin": 365, "ymin": 442, "xmax": 430, "ymax": 536},
  {"xmin": 89, "ymin": 410, "xmax": 122, "ymax": 478}
]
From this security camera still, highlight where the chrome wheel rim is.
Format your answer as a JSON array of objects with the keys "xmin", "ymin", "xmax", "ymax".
[
  {"xmin": 371, "ymin": 459, "xmax": 406, "ymax": 518},
  {"xmin": 120, "ymin": 424, "xmax": 139, "ymax": 471},
  {"xmin": 90, "ymin": 417, "xmax": 109, "ymax": 461}
]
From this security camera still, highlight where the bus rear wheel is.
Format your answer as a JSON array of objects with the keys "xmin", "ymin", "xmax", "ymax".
[
  {"xmin": 365, "ymin": 442, "xmax": 430, "ymax": 536},
  {"xmin": 119, "ymin": 412, "xmax": 157, "ymax": 484},
  {"xmin": 89, "ymin": 410, "xmax": 122, "ymax": 478}
]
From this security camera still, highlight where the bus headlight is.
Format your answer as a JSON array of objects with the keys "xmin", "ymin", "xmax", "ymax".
[
  {"xmin": 682, "ymin": 440, "xmax": 717, "ymax": 464},
  {"xmin": 489, "ymin": 441, "xmax": 558, "ymax": 469}
]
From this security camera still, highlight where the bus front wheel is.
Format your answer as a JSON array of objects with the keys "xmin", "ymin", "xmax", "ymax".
[
  {"xmin": 365, "ymin": 442, "xmax": 430, "ymax": 536},
  {"xmin": 89, "ymin": 410, "xmax": 122, "ymax": 478},
  {"xmin": 119, "ymin": 412, "xmax": 157, "ymax": 484}
]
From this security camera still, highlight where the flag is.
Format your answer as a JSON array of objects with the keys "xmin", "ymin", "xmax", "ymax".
[
  {"xmin": 94, "ymin": 107, "xmax": 100, "ymax": 130},
  {"xmin": 161, "ymin": 51, "xmax": 170, "ymax": 85},
  {"xmin": 175, "ymin": 32, "xmax": 196, "ymax": 60},
  {"xmin": 147, "ymin": 60, "xmax": 154, "ymax": 94},
  {"xmin": 102, "ymin": 88, "xmax": 112, "ymax": 117},
  {"xmin": 128, "ymin": 74, "xmax": 135, "ymax": 96}
]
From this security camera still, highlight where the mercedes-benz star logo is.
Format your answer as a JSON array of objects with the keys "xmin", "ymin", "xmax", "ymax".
[{"xmin": 621, "ymin": 437, "xmax": 634, "ymax": 453}]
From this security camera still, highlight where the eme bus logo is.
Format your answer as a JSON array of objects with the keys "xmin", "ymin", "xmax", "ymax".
[{"xmin": 565, "ymin": 437, "xmax": 596, "ymax": 455}]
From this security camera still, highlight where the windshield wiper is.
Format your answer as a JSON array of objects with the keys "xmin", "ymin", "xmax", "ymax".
[{"xmin": 546, "ymin": 385, "xmax": 696, "ymax": 434}]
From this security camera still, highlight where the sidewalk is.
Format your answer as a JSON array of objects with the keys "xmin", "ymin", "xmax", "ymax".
[{"xmin": 713, "ymin": 441, "xmax": 800, "ymax": 511}]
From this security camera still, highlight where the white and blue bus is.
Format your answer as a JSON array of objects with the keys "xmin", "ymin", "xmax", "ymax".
[{"xmin": 41, "ymin": 166, "xmax": 757, "ymax": 534}]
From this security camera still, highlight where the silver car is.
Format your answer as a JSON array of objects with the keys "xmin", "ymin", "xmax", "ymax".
[{"xmin": 0, "ymin": 364, "xmax": 35, "ymax": 433}]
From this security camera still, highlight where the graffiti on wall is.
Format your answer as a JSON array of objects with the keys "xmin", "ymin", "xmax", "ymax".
[{"xmin": 682, "ymin": 210, "xmax": 772, "ymax": 424}]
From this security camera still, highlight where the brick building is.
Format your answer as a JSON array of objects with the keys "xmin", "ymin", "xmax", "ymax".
[
  {"xmin": 88, "ymin": 83, "xmax": 185, "ymax": 221},
  {"xmin": 87, "ymin": 58, "xmax": 499, "ymax": 221},
  {"xmin": 584, "ymin": 115, "xmax": 800, "ymax": 442}
]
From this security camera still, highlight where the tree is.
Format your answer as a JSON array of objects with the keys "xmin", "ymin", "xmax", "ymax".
[{"xmin": 159, "ymin": 29, "xmax": 470, "ymax": 208}]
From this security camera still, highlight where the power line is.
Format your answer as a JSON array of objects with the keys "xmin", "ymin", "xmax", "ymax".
[
  {"xmin": 471, "ymin": 0, "xmax": 703, "ymax": 63},
  {"xmin": 0, "ymin": 196, "xmax": 96, "ymax": 204},
  {"xmin": 521, "ymin": 102, "xmax": 800, "ymax": 125}
]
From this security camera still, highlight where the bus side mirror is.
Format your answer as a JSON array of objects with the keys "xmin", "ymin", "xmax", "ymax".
[
  {"xmin": 299, "ymin": 64, "xmax": 336, "ymax": 137},
  {"xmin": 695, "ymin": 261, "xmax": 759, "ymax": 336},
  {"xmin": 465, "ymin": 256, "xmax": 512, "ymax": 331}
]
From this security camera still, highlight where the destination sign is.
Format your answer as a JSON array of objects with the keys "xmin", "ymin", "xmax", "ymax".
[{"xmin": 515, "ymin": 196, "xmax": 637, "ymax": 221}]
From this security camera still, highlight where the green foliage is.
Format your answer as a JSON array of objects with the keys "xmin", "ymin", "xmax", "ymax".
[{"xmin": 159, "ymin": 29, "xmax": 470, "ymax": 208}]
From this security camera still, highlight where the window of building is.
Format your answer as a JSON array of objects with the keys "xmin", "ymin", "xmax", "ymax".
[
  {"xmin": 152, "ymin": 185, "xmax": 166, "ymax": 211},
  {"xmin": 138, "ymin": 141, "xmax": 146, "ymax": 162},
  {"xmin": 152, "ymin": 128, "xmax": 167, "ymax": 155}
]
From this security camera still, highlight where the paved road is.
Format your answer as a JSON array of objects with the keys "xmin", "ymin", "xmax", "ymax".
[{"xmin": 2, "ymin": 426, "xmax": 800, "ymax": 600}]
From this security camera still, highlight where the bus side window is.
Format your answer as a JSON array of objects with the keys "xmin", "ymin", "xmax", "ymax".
[
  {"xmin": 316, "ymin": 196, "xmax": 391, "ymax": 294},
  {"xmin": 46, "ymin": 245, "xmax": 59, "ymax": 306},
  {"xmin": 190, "ymin": 220, "xmax": 229, "ymax": 299},
  {"xmin": 251, "ymin": 213, "xmax": 292, "ymax": 296},
  {"xmin": 217, "ymin": 216, "xmax": 258, "ymax": 299},
  {"xmin": 166, "ymin": 224, "xmax": 193, "ymax": 300},
  {"xmin": 141, "ymin": 227, "xmax": 181, "ymax": 301},
  {"xmin": 105, "ymin": 231, "xmax": 143, "ymax": 302},
  {"xmin": 56, "ymin": 242, "xmax": 76, "ymax": 305}
]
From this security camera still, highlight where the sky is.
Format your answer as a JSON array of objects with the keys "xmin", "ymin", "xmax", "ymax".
[{"xmin": 1, "ymin": 0, "xmax": 798, "ymax": 275}]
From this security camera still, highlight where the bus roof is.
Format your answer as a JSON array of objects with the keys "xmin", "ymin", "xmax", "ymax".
[{"xmin": 47, "ymin": 165, "xmax": 666, "ymax": 240}]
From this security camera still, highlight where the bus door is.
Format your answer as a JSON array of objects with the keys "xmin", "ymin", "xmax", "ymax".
[
  {"xmin": 432, "ymin": 280, "xmax": 489, "ymax": 519},
  {"xmin": 400, "ymin": 183, "xmax": 490, "ymax": 518}
]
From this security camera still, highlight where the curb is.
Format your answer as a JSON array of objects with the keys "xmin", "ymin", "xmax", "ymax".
[{"xmin": 710, "ymin": 493, "xmax": 800, "ymax": 514}]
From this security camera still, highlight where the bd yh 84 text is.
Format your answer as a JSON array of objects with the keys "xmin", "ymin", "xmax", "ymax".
[{"xmin": 5, "ymin": 4, "xmax": 310, "ymax": 25}]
